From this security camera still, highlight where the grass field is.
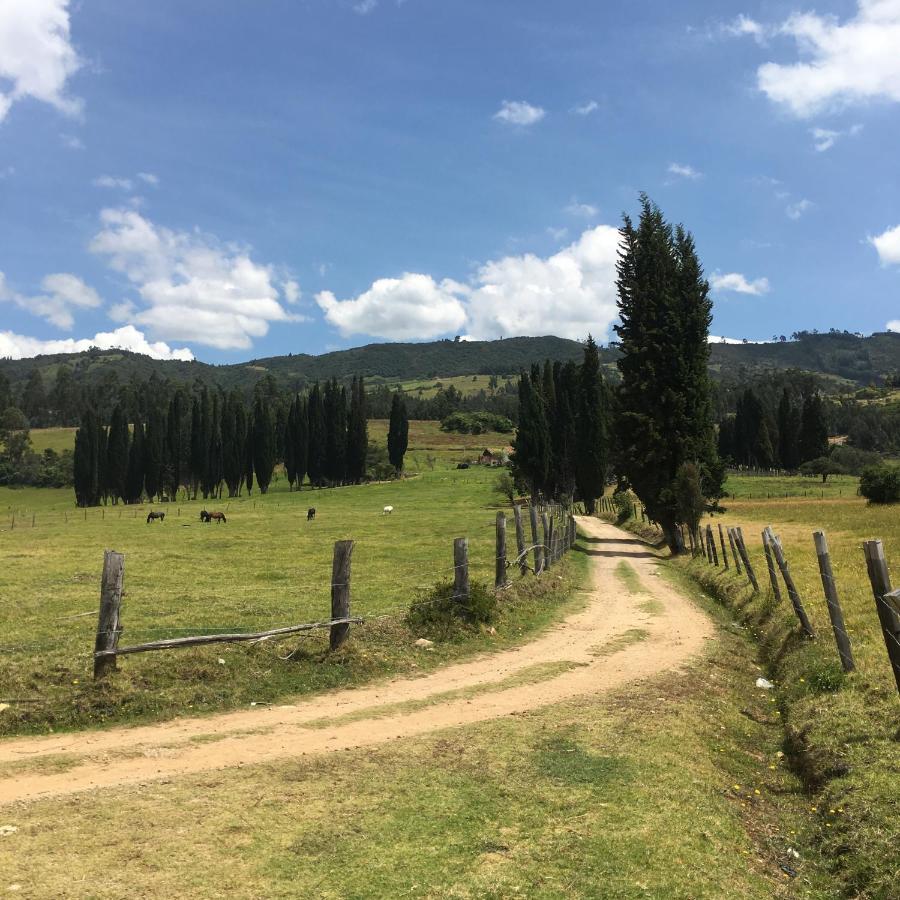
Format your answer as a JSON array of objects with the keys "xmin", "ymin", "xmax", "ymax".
[
  {"xmin": 27, "ymin": 426, "xmax": 77, "ymax": 454},
  {"xmin": 0, "ymin": 460, "xmax": 555, "ymax": 736},
  {"xmin": 721, "ymin": 473, "xmax": 860, "ymax": 501},
  {"xmin": 607, "ymin": 475, "xmax": 900, "ymax": 898}
]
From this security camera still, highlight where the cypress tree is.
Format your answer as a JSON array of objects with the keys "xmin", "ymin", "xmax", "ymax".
[
  {"xmin": 307, "ymin": 382, "xmax": 327, "ymax": 486},
  {"xmin": 552, "ymin": 361, "xmax": 579, "ymax": 498},
  {"xmin": 575, "ymin": 335, "xmax": 609, "ymax": 514},
  {"xmin": 777, "ymin": 388, "xmax": 801, "ymax": 470},
  {"xmin": 511, "ymin": 371, "xmax": 550, "ymax": 498},
  {"xmin": 144, "ymin": 405, "xmax": 165, "ymax": 501},
  {"xmin": 253, "ymin": 394, "xmax": 276, "ymax": 493},
  {"xmin": 106, "ymin": 404, "xmax": 130, "ymax": 504},
  {"xmin": 244, "ymin": 407, "xmax": 254, "ymax": 496},
  {"xmin": 387, "ymin": 392, "xmax": 409, "ymax": 474},
  {"xmin": 284, "ymin": 396, "xmax": 298, "ymax": 490},
  {"xmin": 799, "ymin": 394, "xmax": 829, "ymax": 463},
  {"xmin": 189, "ymin": 396, "xmax": 203, "ymax": 499},
  {"xmin": 347, "ymin": 376, "xmax": 368, "ymax": 483},
  {"xmin": 614, "ymin": 195, "xmax": 722, "ymax": 552},
  {"xmin": 208, "ymin": 394, "xmax": 224, "ymax": 499},
  {"xmin": 165, "ymin": 391, "xmax": 186, "ymax": 500},
  {"xmin": 222, "ymin": 391, "xmax": 246, "ymax": 497},
  {"xmin": 97, "ymin": 422, "xmax": 109, "ymax": 504},
  {"xmin": 73, "ymin": 408, "xmax": 101, "ymax": 507},
  {"xmin": 295, "ymin": 395, "xmax": 309, "ymax": 489},
  {"xmin": 125, "ymin": 412, "xmax": 145, "ymax": 503},
  {"xmin": 323, "ymin": 379, "xmax": 348, "ymax": 484}
]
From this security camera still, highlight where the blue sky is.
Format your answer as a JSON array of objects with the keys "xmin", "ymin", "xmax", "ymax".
[{"xmin": 0, "ymin": 0, "xmax": 898, "ymax": 363}]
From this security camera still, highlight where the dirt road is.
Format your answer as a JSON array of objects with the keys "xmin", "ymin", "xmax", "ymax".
[{"xmin": 0, "ymin": 518, "xmax": 713, "ymax": 805}]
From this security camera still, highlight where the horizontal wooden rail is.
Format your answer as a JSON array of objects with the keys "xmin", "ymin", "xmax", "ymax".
[{"xmin": 94, "ymin": 616, "xmax": 363, "ymax": 658}]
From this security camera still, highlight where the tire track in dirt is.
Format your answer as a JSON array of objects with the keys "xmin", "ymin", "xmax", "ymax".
[{"xmin": 0, "ymin": 518, "xmax": 713, "ymax": 806}]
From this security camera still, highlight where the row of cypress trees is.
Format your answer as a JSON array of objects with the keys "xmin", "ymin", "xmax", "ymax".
[
  {"xmin": 73, "ymin": 377, "xmax": 372, "ymax": 507},
  {"xmin": 511, "ymin": 336, "xmax": 609, "ymax": 513}
]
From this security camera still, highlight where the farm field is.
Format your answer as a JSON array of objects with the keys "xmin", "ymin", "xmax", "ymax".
[
  {"xmin": 0, "ymin": 463, "xmax": 558, "ymax": 736},
  {"xmin": 721, "ymin": 473, "xmax": 859, "ymax": 500}
]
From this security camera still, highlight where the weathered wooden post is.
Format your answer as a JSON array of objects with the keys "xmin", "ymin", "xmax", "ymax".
[
  {"xmin": 706, "ymin": 525, "xmax": 719, "ymax": 566},
  {"xmin": 541, "ymin": 511, "xmax": 551, "ymax": 570},
  {"xmin": 732, "ymin": 528, "xmax": 759, "ymax": 592},
  {"xmin": 813, "ymin": 531, "xmax": 854, "ymax": 673},
  {"xmin": 862, "ymin": 540, "xmax": 900, "ymax": 695},
  {"xmin": 495, "ymin": 512, "xmax": 507, "ymax": 589},
  {"xmin": 767, "ymin": 530, "xmax": 815, "ymax": 638},
  {"xmin": 546, "ymin": 516, "xmax": 555, "ymax": 568},
  {"xmin": 717, "ymin": 524, "xmax": 729, "ymax": 570},
  {"xmin": 513, "ymin": 505, "xmax": 527, "ymax": 576},
  {"xmin": 330, "ymin": 539, "xmax": 354, "ymax": 650},
  {"xmin": 453, "ymin": 537, "xmax": 470, "ymax": 608},
  {"xmin": 529, "ymin": 504, "xmax": 543, "ymax": 575},
  {"xmin": 727, "ymin": 527, "xmax": 742, "ymax": 573},
  {"xmin": 698, "ymin": 527, "xmax": 707, "ymax": 561},
  {"xmin": 761, "ymin": 530, "xmax": 783, "ymax": 602},
  {"xmin": 93, "ymin": 550, "xmax": 125, "ymax": 679}
]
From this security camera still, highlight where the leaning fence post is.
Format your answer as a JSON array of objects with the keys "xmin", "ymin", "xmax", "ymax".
[
  {"xmin": 513, "ymin": 505, "xmax": 528, "ymax": 576},
  {"xmin": 495, "ymin": 512, "xmax": 507, "ymax": 589},
  {"xmin": 706, "ymin": 525, "xmax": 719, "ymax": 566},
  {"xmin": 541, "ymin": 511, "xmax": 551, "ymax": 570},
  {"xmin": 93, "ymin": 550, "xmax": 125, "ymax": 679},
  {"xmin": 727, "ymin": 527, "xmax": 742, "ymax": 573},
  {"xmin": 761, "ymin": 530, "xmax": 783, "ymax": 602},
  {"xmin": 862, "ymin": 540, "xmax": 900, "ymax": 696},
  {"xmin": 733, "ymin": 528, "xmax": 759, "ymax": 592},
  {"xmin": 529, "ymin": 504, "xmax": 543, "ymax": 574},
  {"xmin": 813, "ymin": 531, "xmax": 854, "ymax": 673},
  {"xmin": 330, "ymin": 539, "xmax": 354, "ymax": 650},
  {"xmin": 767, "ymin": 530, "xmax": 815, "ymax": 638},
  {"xmin": 717, "ymin": 524, "xmax": 729, "ymax": 570},
  {"xmin": 453, "ymin": 537, "xmax": 470, "ymax": 608}
]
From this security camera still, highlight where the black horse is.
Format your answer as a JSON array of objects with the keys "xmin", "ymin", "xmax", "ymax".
[
  {"xmin": 200, "ymin": 510, "xmax": 227, "ymax": 524},
  {"xmin": 307, "ymin": 507, "xmax": 316, "ymax": 521},
  {"xmin": 147, "ymin": 511, "xmax": 166, "ymax": 523}
]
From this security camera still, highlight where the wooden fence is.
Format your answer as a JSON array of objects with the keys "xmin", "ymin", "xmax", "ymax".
[{"xmin": 90, "ymin": 501, "xmax": 579, "ymax": 679}]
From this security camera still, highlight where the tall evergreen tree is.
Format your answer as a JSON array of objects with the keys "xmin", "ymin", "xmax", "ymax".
[
  {"xmin": 324, "ymin": 379, "xmax": 348, "ymax": 484},
  {"xmin": 207, "ymin": 394, "xmax": 224, "ymax": 499},
  {"xmin": 144, "ymin": 405, "xmax": 165, "ymax": 501},
  {"xmin": 347, "ymin": 376, "xmax": 368, "ymax": 483},
  {"xmin": 387, "ymin": 392, "xmax": 409, "ymax": 474},
  {"xmin": 106, "ymin": 404, "xmax": 130, "ymax": 504},
  {"xmin": 799, "ymin": 394, "xmax": 829, "ymax": 463},
  {"xmin": 307, "ymin": 382, "xmax": 327, "ymax": 486},
  {"xmin": 614, "ymin": 195, "xmax": 723, "ymax": 552},
  {"xmin": 294, "ymin": 395, "xmax": 309, "ymax": 490},
  {"xmin": 575, "ymin": 336, "xmax": 609, "ymax": 514},
  {"xmin": 222, "ymin": 391, "xmax": 247, "ymax": 497},
  {"xmin": 243, "ymin": 407, "xmax": 254, "ymax": 496},
  {"xmin": 51, "ymin": 365, "xmax": 81, "ymax": 426},
  {"xmin": 552, "ymin": 360, "xmax": 579, "ymax": 497},
  {"xmin": 73, "ymin": 408, "xmax": 101, "ymax": 507},
  {"xmin": 0, "ymin": 372, "xmax": 11, "ymax": 415},
  {"xmin": 21, "ymin": 369, "xmax": 47, "ymax": 427},
  {"xmin": 252, "ymin": 394, "xmax": 276, "ymax": 493},
  {"xmin": 189, "ymin": 396, "xmax": 203, "ymax": 499},
  {"xmin": 125, "ymin": 412, "xmax": 145, "ymax": 503},
  {"xmin": 511, "ymin": 370, "xmax": 550, "ymax": 497},
  {"xmin": 284, "ymin": 396, "xmax": 299, "ymax": 490},
  {"xmin": 777, "ymin": 389, "xmax": 801, "ymax": 469}
]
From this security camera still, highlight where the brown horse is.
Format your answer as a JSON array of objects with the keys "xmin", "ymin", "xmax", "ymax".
[
  {"xmin": 200, "ymin": 510, "xmax": 227, "ymax": 524},
  {"xmin": 146, "ymin": 511, "xmax": 166, "ymax": 523}
]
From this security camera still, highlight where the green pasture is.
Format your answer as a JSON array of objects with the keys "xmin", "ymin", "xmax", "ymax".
[
  {"xmin": 27, "ymin": 426, "xmax": 77, "ymax": 454},
  {"xmin": 0, "ymin": 463, "xmax": 553, "ymax": 736},
  {"xmin": 388, "ymin": 373, "xmax": 512, "ymax": 399},
  {"xmin": 722, "ymin": 472, "xmax": 859, "ymax": 500}
]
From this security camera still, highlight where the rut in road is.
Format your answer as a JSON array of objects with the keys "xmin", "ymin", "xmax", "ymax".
[{"xmin": 0, "ymin": 518, "xmax": 713, "ymax": 806}]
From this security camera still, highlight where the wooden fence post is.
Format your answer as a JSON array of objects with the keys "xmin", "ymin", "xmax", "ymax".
[
  {"xmin": 727, "ymin": 527, "xmax": 742, "ymax": 573},
  {"xmin": 541, "ymin": 511, "xmax": 551, "ymax": 570},
  {"xmin": 766, "ymin": 529, "xmax": 815, "ymax": 638},
  {"xmin": 706, "ymin": 525, "xmax": 719, "ymax": 566},
  {"xmin": 93, "ymin": 550, "xmax": 125, "ymax": 679},
  {"xmin": 453, "ymin": 537, "xmax": 470, "ymax": 608},
  {"xmin": 495, "ymin": 512, "xmax": 507, "ymax": 589},
  {"xmin": 813, "ymin": 531, "xmax": 854, "ymax": 673},
  {"xmin": 732, "ymin": 528, "xmax": 759, "ymax": 592},
  {"xmin": 718, "ymin": 524, "xmax": 729, "ymax": 570},
  {"xmin": 529, "ymin": 504, "xmax": 543, "ymax": 575},
  {"xmin": 761, "ymin": 530, "xmax": 783, "ymax": 602},
  {"xmin": 330, "ymin": 539, "xmax": 354, "ymax": 650},
  {"xmin": 862, "ymin": 540, "xmax": 900, "ymax": 696},
  {"xmin": 513, "ymin": 505, "xmax": 527, "ymax": 576},
  {"xmin": 698, "ymin": 527, "xmax": 707, "ymax": 561}
]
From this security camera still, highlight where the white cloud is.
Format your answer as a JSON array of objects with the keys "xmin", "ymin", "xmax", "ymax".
[
  {"xmin": 283, "ymin": 279, "xmax": 301, "ymax": 304},
  {"xmin": 723, "ymin": 15, "xmax": 766, "ymax": 42},
  {"xmin": 463, "ymin": 225, "xmax": 621, "ymax": 341},
  {"xmin": 750, "ymin": 1, "xmax": 900, "ymax": 117},
  {"xmin": 546, "ymin": 226, "xmax": 569, "ymax": 242},
  {"xmin": 887, "ymin": 320, "xmax": 900, "ymax": 332},
  {"xmin": 709, "ymin": 271, "xmax": 771, "ymax": 295},
  {"xmin": 89, "ymin": 208, "xmax": 297, "ymax": 350},
  {"xmin": 93, "ymin": 175, "xmax": 133, "ymax": 190},
  {"xmin": 869, "ymin": 223, "xmax": 900, "ymax": 265},
  {"xmin": 316, "ymin": 274, "xmax": 468, "ymax": 340},
  {"xmin": 493, "ymin": 100, "xmax": 546, "ymax": 126},
  {"xmin": 0, "ymin": 270, "xmax": 101, "ymax": 329},
  {"xmin": 353, "ymin": 0, "xmax": 378, "ymax": 14},
  {"xmin": 0, "ymin": 0, "xmax": 82, "ymax": 124},
  {"xmin": 0, "ymin": 324, "xmax": 193, "ymax": 361},
  {"xmin": 786, "ymin": 198, "xmax": 814, "ymax": 220},
  {"xmin": 137, "ymin": 172, "xmax": 159, "ymax": 186},
  {"xmin": 810, "ymin": 123, "xmax": 863, "ymax": 151},
  {"xmin": 571, "ymin": 100, "xmax": 599, "ymax": 115},
  {"xmin": 667, "ymin": 162, "xmax": 702, "ymax": 180},
  {"xmin": 564, "ymin": 201, "xmax": 598, "ymax": 218}
]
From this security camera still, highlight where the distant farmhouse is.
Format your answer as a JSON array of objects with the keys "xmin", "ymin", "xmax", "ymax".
[{"xmin": 477, "ymin": 447, "xmax": 513, "ymax": 467}]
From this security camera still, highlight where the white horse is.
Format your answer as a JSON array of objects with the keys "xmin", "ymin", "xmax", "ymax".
[{"xmin": 383, "ymin": 505, "xmax": 394, "ymax": 515}]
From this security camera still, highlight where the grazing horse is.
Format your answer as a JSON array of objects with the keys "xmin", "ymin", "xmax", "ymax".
[
  {"xmin": 147, "ymin": 511, "xmax": 165, "ymax": 524},
  {"xmin": 200, "ymin": 510, "xmax": 227, "ymax": 524},
  {"xmin": 383, "ymin": 505, "xmax": 394, "ymax": 515},
  {"xmin": 307, "ymin": 507, "xmax": 316, "ymax": 521}
]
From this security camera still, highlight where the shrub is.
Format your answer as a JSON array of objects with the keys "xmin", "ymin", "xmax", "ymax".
[
  {"xmin": 440, "ymin": 411, "xmax": 514, "ymax": 435},
  {"xmin": 859, "ymin": 464, "xmax": 900, "ymax": 503},
  {"xmin": 406, "ymin": 579, "xmax": 497, "ymax": 638}
]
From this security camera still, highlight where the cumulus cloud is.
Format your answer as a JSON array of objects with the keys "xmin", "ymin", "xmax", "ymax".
[
  {"xmin": 745, "ymin": 1, "xmax": 900, "ymax": 117},
  {"xmin": 89, "ymin": 208, "xmax": 297, "ymax": 350},
  {"xmin": 564, "ymin": 201, "xmax": 598, "ymax": 219},
  {"xmin": 887, "ymin": 320, "xmax": 900, "ymax": 332},
  {"xmin": 93, "ymin": 175, "xmax": 133, "ymax": 190},
  {"xmin": 786, "ymin": 198, "xmax": 814, "ymax": 220},
  {"xmin": 571, "ymin": 100, "xmax": 599, "ymax": 115},
  {"xmin": 0, "ymin": 0, "xmax": 82, "ymax": 124},
  {"xmin": 667, "ymin": 162, "xmax": 702, "ymax": 180},
  {"xmin": 810, "ymin": 123, "xmax": 863, "ymax": 151},
  {"xmin": 137, "ymin": 172, "xmax": 159, "ymax": 186},
  {"xmin": 0, "ymin": 324, "xmax": 193, "ymax": 361},
  {"xmin": 722, "ymin": 14, "xmax": 766, "ymax": 41},
  {"xmin": 869, "ymin": 223, "xmax": 900, "ymax": 265},
  {"xmin": 493, "ymin": 100, "xmax": 546, "ymax": 126},
  {"xmin": 316, "ymin": 274, "xmax": 467, "ymax": 340},
  {"xmin": 709, "ymin": 271, "xmax": 771, "ymax": 295},
  {"xmin": 353, "ymin": 0, "xmax": 377, "ymax": 13},
  {"xmin": 0, "ymin": 270, "xmax": 101, "ymax": 329}
]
